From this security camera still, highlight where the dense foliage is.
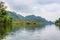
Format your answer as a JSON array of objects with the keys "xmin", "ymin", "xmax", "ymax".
[
  {"xmin": 55, "ymin": 18, "xmax": 60, "ymax": 26},
  {"xmin": 0, "ymin": 1, "xmax": 12, "ymax": 25}
]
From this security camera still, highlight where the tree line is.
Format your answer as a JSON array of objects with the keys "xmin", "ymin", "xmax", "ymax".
[{"xmin": 55, "ymin": 18, "xmax": 60, "ymax": 26}]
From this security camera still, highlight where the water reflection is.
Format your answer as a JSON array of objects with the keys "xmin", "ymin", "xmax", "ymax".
[
  {"xmin": 0, "ymin": 24, "xmax": 12, "ymax": 40},
  {"xmin": 55, "ymin": 25, "xmax": 60, "ymax": 30},
  {"xmin": 2, "ymin": 24, "xmax": 47, "ymax": 40},
  {"xmin": 1, "ymin": 24, "xmax": 60, "ymax": 40},
  {"xmin": 2, "ymin": 24, "xmax": 60, "ymax": 40},
  {"xmin": 12, "ymin": 24, "xmax": 46, "ymax": 32}
]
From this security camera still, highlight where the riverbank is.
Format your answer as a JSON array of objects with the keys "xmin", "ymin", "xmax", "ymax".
[{"xmin": 55, "ymin": 23, "xmax": 60, "ymax": 26}]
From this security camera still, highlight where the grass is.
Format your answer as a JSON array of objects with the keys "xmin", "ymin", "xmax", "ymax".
[{"xmin": 12, "ymin": 20, "xmax": 44, "ymax": 26}]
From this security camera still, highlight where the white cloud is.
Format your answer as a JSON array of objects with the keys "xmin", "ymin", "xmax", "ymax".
[
  {"xmin": 18, "ymin": 3, "xmax": 60, "ymax": 21},
  {"xmin": 0, "ymin": 0, "xmax": 60, "ymax": 21},
  {"xmin": 32, "ymin": 3, "xmax": 60, "ymax": 21}
]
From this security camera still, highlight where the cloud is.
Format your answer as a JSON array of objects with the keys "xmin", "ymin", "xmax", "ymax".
[
  {"xmin": 32, "ymin": 3, "xmax": 60, "ymax": 21},
  {"xmin": 0, "ymin": 0, "xmax": 60, "ymax": 21},
  {"xmin": 1, "ymin": 0, "xmax": 60, "ymax": 13},
  {"xmin": 18, "ymin": 3, "xmax": 60, "ymax": 21}
]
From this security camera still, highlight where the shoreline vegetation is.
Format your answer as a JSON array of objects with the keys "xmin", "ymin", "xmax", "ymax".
[
  {"xmin": 13, "ymin": 21, "xmax": 44, "ymax": 25},
  {"xmin": 55, "ymin": 18, "xmax": 60, "ymax": 26}
]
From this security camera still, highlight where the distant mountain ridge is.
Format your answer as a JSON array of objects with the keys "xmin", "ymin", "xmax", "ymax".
[
  {"xmin": 8, "ymin": 11, "xmax": 53, "ymax": 24},
  {"xmin": 8, "ymin": 11, "xmax": 24, "ymax": 20},
  {"xmin": 25, "ymin": 15, "xmax": 53, "ymax": 24}
]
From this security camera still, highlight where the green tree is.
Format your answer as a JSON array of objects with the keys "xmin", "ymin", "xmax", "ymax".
[
  {"xmin": 55, "ymin": 18, "xmax": 60, "ymax": 26},
  {"xmin": 0, "ymin": 1, "xmax": 13, "ymax": 25}
]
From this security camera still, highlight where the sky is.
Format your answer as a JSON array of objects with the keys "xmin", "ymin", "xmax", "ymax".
[{"xmin": 0, "ymin": 0, "xmax": 60, "ymax": 21}]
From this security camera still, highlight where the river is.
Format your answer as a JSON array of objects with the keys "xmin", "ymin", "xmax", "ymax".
[{"xmin": 2, "ymin": 24, "xmax": 60, "ymax": 40}]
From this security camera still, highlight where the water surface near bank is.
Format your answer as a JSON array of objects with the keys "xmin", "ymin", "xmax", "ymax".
[{"xmin": 3, "ymin": 24, "xmax": 60, "ymax": 40}]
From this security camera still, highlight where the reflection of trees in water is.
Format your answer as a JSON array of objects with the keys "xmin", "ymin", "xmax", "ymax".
[
  {"xmin": 55, "ymin": 25, "xmax": 60, "ymax": 30},
  {"xmin": 24, "ymin": 24, "xmax": 46, "ymax": 32},
  {"xmin": 0, "ymin": 24, "xmax": 12, "ymax": 40},
  {"xmin": 12, "ymin": 24, "xmax": 46, "ymax": 32}
]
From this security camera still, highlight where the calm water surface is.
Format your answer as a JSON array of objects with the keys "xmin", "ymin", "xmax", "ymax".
[{"xmin": 2, "ymin": 25, "xmax": 60, "ymax": 40}]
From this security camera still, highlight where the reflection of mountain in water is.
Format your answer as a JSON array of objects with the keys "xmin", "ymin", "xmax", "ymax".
[
  {"xmin": 55, "ymin": 25, "xmax": 60, "ymax": 30},
  {"xmin": 24, "ymin": 25, "xmax": 46, "ymax": 32},
  {"xmin": 12, "ymin": 24, "xmax": 48, "ymax": 32}
]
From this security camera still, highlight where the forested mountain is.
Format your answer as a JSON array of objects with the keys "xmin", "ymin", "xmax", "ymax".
[
  {"xmin": 8, "ymin": 11, "xmax": 24, "ymax": 20},
  {"xmin": 25, "ymin": 15, "xmax": 53, "ymax": 24},
  {"xmin": 8, "ymin": 11, "xmax": 53, "ymax": 24}
]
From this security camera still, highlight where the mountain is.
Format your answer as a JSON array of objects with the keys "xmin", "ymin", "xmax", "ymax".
[
  {"xmin": 25, "ymin": 15, "xmax": 53, "ymax": 25},
  {"xmin": 8, "ymin": 11, "xmax": 24, "ymax": 20},
  {"xmin": 8, "ymin": 11, "xmax": 53, "ymax": 24}
]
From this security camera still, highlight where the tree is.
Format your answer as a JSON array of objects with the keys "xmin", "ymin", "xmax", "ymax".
[
  {"xmin": 0, "ymin": 1, "xmax": 7, "ymax": 9},
  {"xmin": 0, "ymin": 1, "xmax": 12, "ymax": 25},
  {"xmin": 55, "ymin": 18, "xmax": 60, "ymax": 25}
]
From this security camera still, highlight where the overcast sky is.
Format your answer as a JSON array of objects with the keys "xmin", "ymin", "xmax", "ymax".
[{"xmin": 0, "ymin": 0, "xmax": 60, "ymax": 21}]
